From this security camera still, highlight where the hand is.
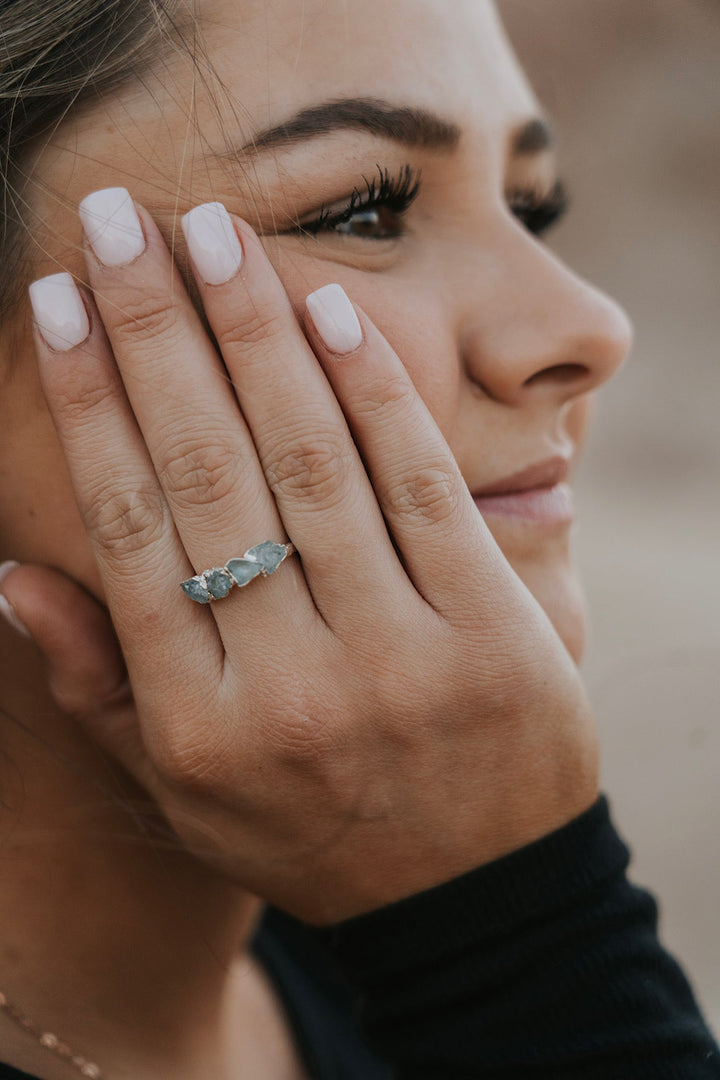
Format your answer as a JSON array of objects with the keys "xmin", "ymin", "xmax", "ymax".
[{"xmin": 16, "ymin": 190, "xmax": 598, "ymax": 924}]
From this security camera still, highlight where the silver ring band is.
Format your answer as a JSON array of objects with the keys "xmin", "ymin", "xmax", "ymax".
[{"xmin": 181, "ymin": 541, "xmax": 296, "ymax": 604}]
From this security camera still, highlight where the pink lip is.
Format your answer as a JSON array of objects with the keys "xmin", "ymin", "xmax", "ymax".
[
  {"xmin": 470, "ymin": 457, "xmax": 574, "ymax": 525},
  {"xmin": 471, "ymin": 456, "xmax": 570, "ymax": 498},
  {"xmin": 473, "ymin": 481, "xmax": 574, "ymax": 524}
]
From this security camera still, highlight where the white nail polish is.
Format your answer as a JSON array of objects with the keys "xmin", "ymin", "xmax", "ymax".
[
  {"xmin": 181, "ymin": 202, "xmax": 243, "ymax": 285},
  {"xmin": 79, "ymin": 187, "xmax": 145, "ymax": 266},
  {"xmin": 306, "ymin": 284, "xmax": 363, "ymax": 356},
  {"xmin": 0, "ymin": 561, "xmax": 31, "ymax": 640},
  {"xmin": 28, "ymin": 273, "xmax": 90, "ymax": 352}
]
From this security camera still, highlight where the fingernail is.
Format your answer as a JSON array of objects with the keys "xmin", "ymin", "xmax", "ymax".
[
  {"xmin": 0, "ymin": 561, "xmax": 31, "ymax": 640},
  {"xmin": 79, "ymin": 187, "xmax": 145, "ymax": 266},
  {"xmin": 306, "ymin": 284, "xmax": 363, "ymax": 356},
  {"xmin": 28, "ymin": 273, "xmax": 90, "ymax": 352},
  {"xmin": 181, "ymin": 202, "xmax": 243, "ymax": 285}
]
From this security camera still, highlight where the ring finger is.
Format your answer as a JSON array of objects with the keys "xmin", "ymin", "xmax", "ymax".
[{"xmin": 180, "ymin": 202, "xmax": 410, "ymax": 624}]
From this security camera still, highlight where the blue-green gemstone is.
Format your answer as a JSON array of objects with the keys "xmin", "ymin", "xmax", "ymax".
[
  {"xmin": 245, "ymin": 541, "xmax": 287, "ymax": 574},
  {"xmin": 226, "ymin": 558, "xmax": 263, "ymax": 587},
  {"xmin": 206, "ymin": 568, "xmax": 234, "ymax": 599},
  {"xmin": 181, "ymin": 575, "xmax": 212, "ymax": 604}
]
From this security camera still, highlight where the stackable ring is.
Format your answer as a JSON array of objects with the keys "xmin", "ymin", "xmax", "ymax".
[{"xmin": 181, "ymin": 541, "xmax": 296, "ymax": 604}]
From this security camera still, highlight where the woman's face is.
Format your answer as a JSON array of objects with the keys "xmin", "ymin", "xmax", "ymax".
[{"xmin": 3, "ymin": 0, "xmax": 631, "ymax": 661}]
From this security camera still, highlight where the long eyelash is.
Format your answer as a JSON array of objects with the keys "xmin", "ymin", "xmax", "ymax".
[
  {"xmin": 300, "ymin": 163, "xmax": 421, "ymax": 235},
  {"xmin": 508, "ymin": 179, "xmax": 569, "ymax": 237}
]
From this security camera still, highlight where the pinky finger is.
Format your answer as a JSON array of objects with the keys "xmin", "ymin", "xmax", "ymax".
[{"xmin": 305, "ymin": 285, "xmax": 502, "ymax": 613}]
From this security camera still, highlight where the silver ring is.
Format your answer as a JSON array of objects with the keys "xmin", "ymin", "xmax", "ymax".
[{"xmin": 181, "ymin": 541, "xmax": 296, "ymax": 604}]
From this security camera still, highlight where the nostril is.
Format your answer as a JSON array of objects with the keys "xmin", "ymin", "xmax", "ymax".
[{"xmin": 524, "ymin": 362, "xmax": 589, "ymax": 387}]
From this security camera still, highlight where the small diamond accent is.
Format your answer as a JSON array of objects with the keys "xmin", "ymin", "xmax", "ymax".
[{"xmin": 205, "ymin": 568, "xmax": 234, "ymax": 599}]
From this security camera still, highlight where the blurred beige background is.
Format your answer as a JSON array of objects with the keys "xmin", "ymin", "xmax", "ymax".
[{"xmin": 499, "ymin": 0, "xmax": 720, "ymax": 1030}]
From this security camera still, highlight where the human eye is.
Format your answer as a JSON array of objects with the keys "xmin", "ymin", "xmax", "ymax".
[
  {"xmin": 290, "ymin": 164, "xmax": 421, "ymax": 241},
  {"xmin": 507, "ymin": 179, "xmax": 569, "ymax": 238}
]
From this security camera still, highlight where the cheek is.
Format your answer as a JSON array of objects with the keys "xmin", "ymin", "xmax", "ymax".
[
  {"xmin": 273, "ymin": 254, "xmax": 463, "ymax": 437},
  {"xmin": 351, "ymin": 283, "xmax": 461, "ymax": 432},
  {"xmin": 0, "ymin": 402, "xmax": 102, "ymax": 595}
]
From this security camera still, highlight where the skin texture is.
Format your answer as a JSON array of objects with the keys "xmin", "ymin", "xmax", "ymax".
[{"xmin": 0, "ymin": 2, "xmax": 632, "ymax": 1077}]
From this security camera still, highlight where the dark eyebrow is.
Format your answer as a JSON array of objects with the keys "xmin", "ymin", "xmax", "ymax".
[
  {"xmin": 512, "ymin": 117, "xmax": 554, "ymax": 156},
  {"xmin": 241, "ymin": 98, "xmax": 461, "ymax": 153}
]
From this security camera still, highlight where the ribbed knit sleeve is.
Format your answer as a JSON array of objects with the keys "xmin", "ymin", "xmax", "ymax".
[{"xmin": 319, "ymin": 796, "xmax": 720, "ymax": 1078}]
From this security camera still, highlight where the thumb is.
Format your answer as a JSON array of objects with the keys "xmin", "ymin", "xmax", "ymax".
[
  {"xmin": 0, "ymin": 559, "xmax": 127, "ymax": 711},
  {"xmin": 0, "ymin": 560, "xmax": 151, "ymax": 785}
]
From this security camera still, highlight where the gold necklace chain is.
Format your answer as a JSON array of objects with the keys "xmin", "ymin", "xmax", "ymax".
[{"xmin": 0, "ymin": 991, "xmax": 104, "ymax": 1078}]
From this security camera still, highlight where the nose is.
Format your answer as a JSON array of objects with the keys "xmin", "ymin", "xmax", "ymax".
[{"xmin": 458, "ymin": 225, "xmax": 633, "ymax": 407}]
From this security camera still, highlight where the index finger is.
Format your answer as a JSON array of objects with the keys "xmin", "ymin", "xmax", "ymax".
[{"xmin": 28, "ymin": 271, "xmax": 225, "ymax": 710}]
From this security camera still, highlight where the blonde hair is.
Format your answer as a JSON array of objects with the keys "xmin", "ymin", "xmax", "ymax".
[{"xmin": 0, "ymin": 0, "xmax": 180, "ymax": 319}]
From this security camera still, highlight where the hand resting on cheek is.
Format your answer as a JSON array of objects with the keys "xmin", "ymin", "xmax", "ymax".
[{"xmin": 14, "ymin": 189, "xmax": 599, "ymax": 926}]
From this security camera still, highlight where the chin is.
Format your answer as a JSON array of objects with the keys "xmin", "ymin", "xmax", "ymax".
[
  {"xmin": 485, "ymin": 524, "xmax": 587, "ymax": 664},
  {"xmin": 492, "ymin": 522, "xmax": 587, "ymax": 656},
  {"xmin": 515, "ymin": 557, "xmax": 588, "ymax": 664}
]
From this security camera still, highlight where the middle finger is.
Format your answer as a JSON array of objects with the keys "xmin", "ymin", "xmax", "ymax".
[{"xmin": 78, "ymin": 187, "xmax": 314, "ymax": 636}]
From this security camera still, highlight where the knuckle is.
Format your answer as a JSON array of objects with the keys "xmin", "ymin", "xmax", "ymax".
[
  {"xmin": 154, "ymin": 727, "xmax": 224, "ymax": 793},
  {"xmin": 265, "ymin": 431, "xmax": 350, "ymax": 507},
  {"xmin": 53, "ymin": 375, "xmax": 116, "ymax": 426},
  {"xmin": 110, "ymin": 287, "xmax": 181, "ymax": 345},
  {"xmin": 158, "ymin": 438, "xmax": 239, "ymax": 510},
  {"xmin": 352, "ymin": 374, "xmax": 415, "ymax": 421},
  {"xmin": 84, "ymin": 483, "xmax": 166, "ymax": 558},
  {"xmin": 152, "ymin": 693, "xmax": 238, "ymax": 793},
  {"xmin": 216, "ymin": 304, "xmax": 287, "ymax": 357},
  {"xmin": 393, "ymin": 464, "xmax": 462, "ymax": 527},
  {"xmin": 266, "ymin": 703, "xmax": 338, "ymax": 772}
]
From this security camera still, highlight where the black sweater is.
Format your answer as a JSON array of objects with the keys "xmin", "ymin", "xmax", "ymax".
[{"xmin": 2, "ymin": 797, "xmax": 719, "ymax": 1079}]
